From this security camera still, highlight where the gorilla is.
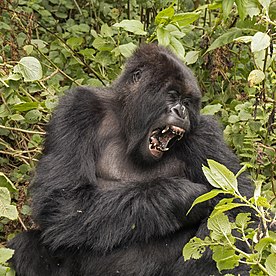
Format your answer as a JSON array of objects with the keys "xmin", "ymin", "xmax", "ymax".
[{"xmin": 8, "ymin": 44, "xmax": 253, "ymax": 275}]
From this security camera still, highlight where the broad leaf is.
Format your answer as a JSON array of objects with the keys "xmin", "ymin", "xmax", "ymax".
[
  {"xmin": 113, "ymin": 20, "xmax": 147, "ymax": 36},
  {"xmin": 183, "ymin": 237, "xmax": 206, "ymax": 260},
  {"xmin": 185, "ymin": 51, "xmax": 199, "ymax": 65},
  {"xmin": 212, "ymin": 245, "xmax": 240, "ymax": 272},
  {"xmin": 222, "ymin": 0, "xmax": 235, "ymax": 19},
  {"xmin": 14, "ymin": 57, "xmax": 43, "ymax": 82},
  {"xmin": 251, "ymin": 32, "xmax": 270, "ymax": 53},
  {"xmin": 0, "ymin": 248, "xmax": 14, "ymax": 264},
  {"xmin": 0, "ymin": 187, "xmax": 18, "ymax": 220},
  {"xmin": 157, "ymin": 27, "xmax": 171, "ymax": 47},
  {"xmin": 248, "ymin": 69, "xmax": 265, "ymax": 87},
  {"xmin": 118, "ymin": 43, "xmax": 137, "ymax": 58},
  {"xmin": 201, "ymin": 104, "xmax": 222, "ymax": 115},
  {"xmin": 208, "ymin": 213, "xmax": 232, "ymax": 240},
  {"xmin": 155, "ymin": 6, "xmax": 174, "ymax": 25},
  {"xmin": 0, "ymin": 173, "xmax": 16, "ymax": 192},
  {"xmin": 265, "ymin": 254, "xmax": 276, "ymax": 276},
  {"xmin": 169, "ymin": 37, "xmax": 185, "ymax": 60},
  {"xmin": 171, "ymin": 12, "xmax": 200, "ymax": 26}
]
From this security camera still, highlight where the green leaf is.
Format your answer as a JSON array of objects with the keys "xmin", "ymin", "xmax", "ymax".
[
  {"xmin": 157, "ymin": 27, "xmax": 171, "ymax": 47},
  {"xmin": 113, "ymin": 20, "xmax": 147, "ymax": 35},
  {"xmin": 0, "ymin": 173, "xmax": 16, "ymax": 192},
  {"xmin": 255, "ymin": 237, "xmax": 275, "ymax": 253},
  {"xmin": 13, "ymin": 102, "xmax": 39, "ymax": 112},
  {"xmin": 187, "ymin": 189, "xmax": 226, "ymax": 215},
  {"xmin": 0, "ymin": 248, "xmax": 14, "ymax": 264},
  {"xmin": 212, "ymin": 245, "xmax": 240, "ymax": 272},
  {"xmin": 0, "ymin": 187, "xmax": 18, "ymax": 220},
  {"xmin": 251, "ymin": 32, "xmax": 270, "ymax": 53},
  {"xmin": 201, "ymin": 104, "xmax": 222, "ymax": 115},
  {"xmin": 0, "ymin": 22, "xmax": 11, "ymax": 31},
  {"xmin": 234, "ymin": 35, "xmax": 252, "ymax": 43},
  {"xmin": 222, "ymin": 0, "xmax": 235, "ymax": 19},
  {"xmin": 66, "ymin": 37, "xmax": 84, "ymax": 50},
  {"xmin": 9, "ymin": 114, "xmax": 25, "ymax": 121},
  {"xmin": 155, "ymin": 6, "xmax": 175, "ymax": 25},
  {"xmin": 92, "ymin": 37, "xmax": 114, "ymax": 51},
  {"xmin": 24, "ymin": 110, "xmax": 42, "ymax": 124},
  {"xmin": 13, "ymin": 57, "xmax": 43, "ymax": 82},
  {"xmin": 118, "ymin": 43, "xmax": 137, "ymax": 58},
  {"xmin": 235, "ymin": 213, "xmax": 251, "ymax": 228},
  {"xmin": 101, "ymin": 24, "xmax": 113, "ymax": 37},
  {"xmin": 183, "ymin": 237, "xmax": 206, "ymax": 261},
  {"xmin": 205, "ymin": 28, "xmax": 243, "ymax": 53},
  {"xmin": 169, "ymin": 37, "xmax": 185, "ymax": 60},
  {"xmin": 248, "ymin": 69, "xmax": 265, "ymax": 87},
  {"xmin": 213, "ymin": 202, "xmax": 245, "ymax": 216},
  {"xmin": 265, "ymin": 254, "xmax": 276, "ymax": 276},
  {"xmin": 185, "ymin": 51, "xmax": 200, "ymax": 65},
  {"xmin": 204, "ymin": 160, "xmax": 238, "ymax": 192},
  {"xmin": 79, "ymin": 48, "xmax": 95, "ymax": 60},
  {"xmin": 171, "ymin": 12, "xmax": 200, "ymax": 26},
  {"xmin": 208, "ymin": 213, "xmax": 232, "ymax": 240}
]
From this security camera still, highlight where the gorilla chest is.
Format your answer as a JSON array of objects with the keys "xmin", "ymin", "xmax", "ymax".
[{"xmin": 96, "ymin": 144, "xmax": 186, "ymax": 184}]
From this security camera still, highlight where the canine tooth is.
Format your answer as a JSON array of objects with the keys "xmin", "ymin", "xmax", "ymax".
[{"xmin": 162, "ymin": 126, "xmax": 169, "ymax": 133}]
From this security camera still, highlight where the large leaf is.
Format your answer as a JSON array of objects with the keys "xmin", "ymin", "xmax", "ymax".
[
  {"xmin": 205, "ymin": 28, "xmax": 243, "ymax": 53},
  {"xmin": 0, "ymin": 187, "xmax": 18, "ymax": 220},
  {"xmin": 265, "ymin": 254, "xmax": 276, "ymax": 276},
  {"xmin": 155, "ymin": 5, "xmax": 175, "ymax": 25},
  {"xmin": 171, "ymin": 12, "xmax": 200, "ymax": 26},
  {"xmin": 118, "ymin": 43, "xmax": 137, "ymax": 58},
  {"xmin": 0, "ymin": 248, "xmax": 14, "ymax": 264},
  {"xmin": 251, "ymin": 32, "xmax": 270, "ymax": 52},
  {"xmin": 13, "ymin": 57, "xmax": 43, "ymax": 82},
  {"xmin": 0, "ymin": 173, "xmax": 16, "ymax": 192},
  {"xmin": 208, "ymin": 213, "xmax": 232, "ymax": 240},
  {"xmin": 183, "ymin": 237, "xmax": 206, "ymax": 260},
  {"xmin": 248, "ymin": 69, "xmax": 265, "ymax": 87},
  {"xmin": 203, "ymin": 160, "xmax": 238, "ymax": 192},
  {"xmin": 157, "ymin": 27, "xmax": 171, "ymax": 47},
  {"xmin": 113, "ymin": 20, "xmax": 147, "ymax": 36}
]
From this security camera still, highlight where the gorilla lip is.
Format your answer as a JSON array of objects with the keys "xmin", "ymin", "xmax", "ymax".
[{"xmin": 149, "ymin": 125, "xmax": 185, "ymax": 158}]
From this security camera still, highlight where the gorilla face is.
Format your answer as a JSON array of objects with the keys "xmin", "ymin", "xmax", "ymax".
[{"xmin": 115, "ymin": 44, "xmax": 202, "ymax": 162}]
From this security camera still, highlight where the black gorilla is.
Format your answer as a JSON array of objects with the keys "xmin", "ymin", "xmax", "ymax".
[{"xmin": 9, "ymin": 44, "xmax": 253, "ymax": 275}]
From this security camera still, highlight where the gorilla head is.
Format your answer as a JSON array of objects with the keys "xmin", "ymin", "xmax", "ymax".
[{"xmin": 113, "ymin": 44, "xmax": 202, "ymax": 162}]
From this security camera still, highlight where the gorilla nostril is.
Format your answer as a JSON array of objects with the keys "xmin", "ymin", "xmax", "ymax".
[{"xmin": 170, "ymin": 104, "xmax": 184, "ymax": 118}]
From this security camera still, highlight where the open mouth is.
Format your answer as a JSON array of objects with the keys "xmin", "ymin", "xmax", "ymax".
[{"xmin": 149, "ymin": 125, "xmax": 185, "ymax": 158}]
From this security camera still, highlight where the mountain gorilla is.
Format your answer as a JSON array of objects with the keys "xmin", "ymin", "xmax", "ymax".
[{"xmin": 8, "ymin": 44, "xmax": 253, "ymax": 275}]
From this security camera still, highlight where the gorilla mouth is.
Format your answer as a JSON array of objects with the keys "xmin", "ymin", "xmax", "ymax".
[{"xmin": 149, "ymin": 125, "xmax": 185, "ymax": 158}]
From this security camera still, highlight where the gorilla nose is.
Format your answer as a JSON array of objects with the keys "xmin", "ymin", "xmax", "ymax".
[{"xmin": 170, "ymin": 104, "xmax": 185, "ymax": 119}]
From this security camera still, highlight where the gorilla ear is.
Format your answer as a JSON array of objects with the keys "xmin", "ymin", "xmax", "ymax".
[{"xmin": 132, "ymin": 70, "xmax": 141, "ymax": 83}]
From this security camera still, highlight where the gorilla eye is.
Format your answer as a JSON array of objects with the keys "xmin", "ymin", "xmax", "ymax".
[{"xmin": 133, "ymin": 70, "xmax": 141, "ymax": 82}]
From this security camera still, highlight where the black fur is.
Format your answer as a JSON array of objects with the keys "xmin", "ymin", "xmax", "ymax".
[{"xmin": 8, "ymin": 44, "xmax": 253, "ymax": 275}]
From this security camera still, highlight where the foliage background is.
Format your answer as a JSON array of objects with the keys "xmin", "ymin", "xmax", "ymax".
[{"xmin": 0, "ymin": 0, "xmax": 275, "ymax": 274}]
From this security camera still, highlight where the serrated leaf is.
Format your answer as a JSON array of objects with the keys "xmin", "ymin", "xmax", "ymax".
[
  {"xmin": 208, "ymin": 213, "xmax": 232, "ymax": 239},
  {"xmin": 206, "ymin": 160, "xmax": 238, "ymax": 192},
  {"xmin": 183, "ymin": 237, "xmax": 206, "ymax": 260},
  {"xmin": 113, "ymin": 20, "xmax": 147, "ymax": 35},
  {"xmin": 248, "ymin": 69, "xmax": 265, "ymax": 87},
  {"xmin": 206, "ymin": 28, "xmax": 243, "ymax": 53},
  {"xmin": 0, "ymin": 187, "xmax": 18, "ymax": 220},
  {"xmin": 259, "ymin": 0, "xmax": 271, "ymax": 12},
  {"xmin": 212, "ymin": 202, "xmax": 245, "ymax": 216},
  {"xmin": 212, "ymin": 245, "xmax": 240, "ymax": 272},
  {"xmin": 185, "ymin": 51, "xmax": 200, "ymax": 65},
  {"xmin": 235, "ymin": 213, "xmax": 251, "ymax": 228},
  {"xmin": 251, "ymin": 32, "xmax": 270, "ymax": 53},
  {"xmin": 25, "ymin": 110, "xmax": 42, "ymax": 124},
  {"xmin": 14, "ymin": 57, "xmax": 43, "ymax": 82},
  {"xmin": 101, "ymin": 24, "xmax": 113, "ymax": 37},
  {"xmin": 118, "ymin": 43, "xmax": 137, "ymax": 58},
  {"xmin": 0, "ymin": 248, "xmax": 14, "ymax": 264},
  {"xmin": 187, "ymin": 189, "xmax": 226, "ymax": 215},
  {"xmin": 171, "ymin": 12, "xmax": 200, "ymax": 26},
  {"xmin": 265, "ymin": 254, "xmax": 276, "ymax": 276}
]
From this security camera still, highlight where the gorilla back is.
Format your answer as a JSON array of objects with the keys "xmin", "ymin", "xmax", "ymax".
[{"xmin": 8, "ymin": 44, "xmax": 253, "ymax": 276}]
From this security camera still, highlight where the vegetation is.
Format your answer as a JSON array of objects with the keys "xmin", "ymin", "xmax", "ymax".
[{"xmin": 0, "ymin": 0, "xmax": 275, "ymax": 274}]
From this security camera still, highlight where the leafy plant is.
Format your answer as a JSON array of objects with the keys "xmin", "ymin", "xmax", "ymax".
[{"xmin": 184, "ymin": 160, "xmax": 276, "ymax": 275}]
